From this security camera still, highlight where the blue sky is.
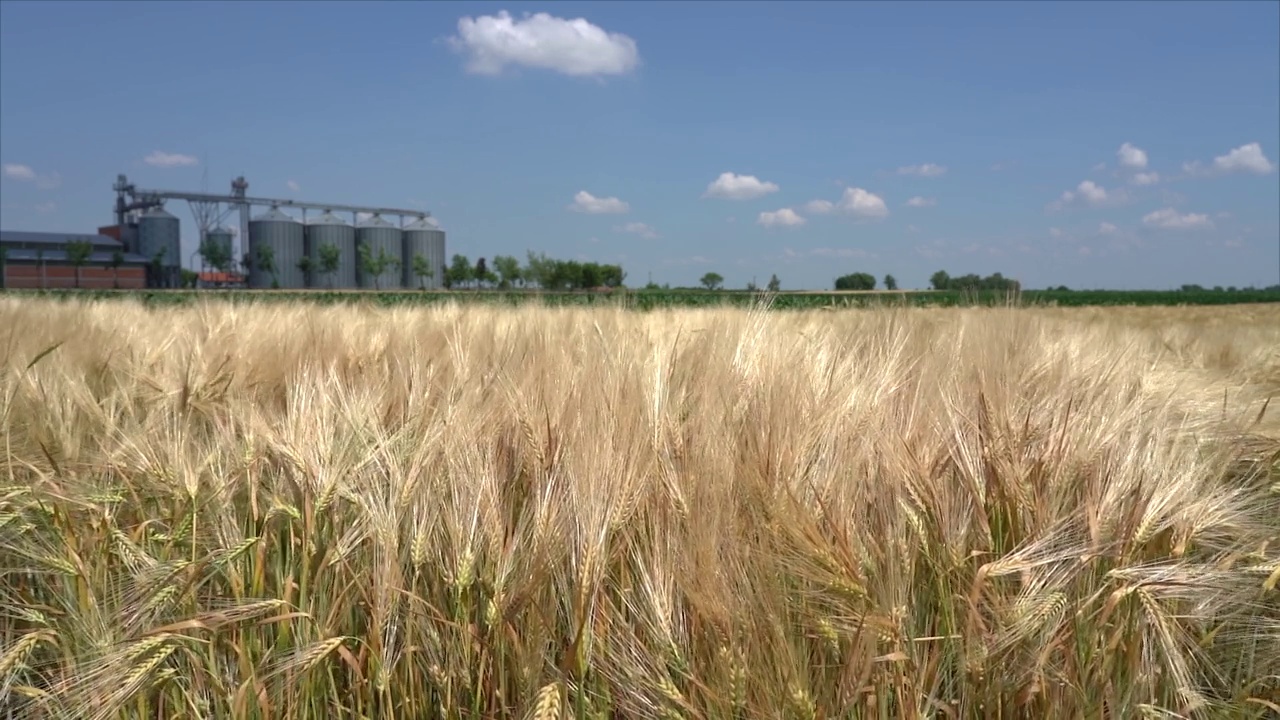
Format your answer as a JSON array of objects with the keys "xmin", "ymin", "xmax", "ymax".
[{"xmin": 1, "ymin": 0, "xmax": 1277, "ymax": 290}]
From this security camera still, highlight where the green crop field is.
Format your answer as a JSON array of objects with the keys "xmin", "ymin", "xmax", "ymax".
[{"xmin": 4, "ymin": 287, "xmax": 1280, "ymax": 309}]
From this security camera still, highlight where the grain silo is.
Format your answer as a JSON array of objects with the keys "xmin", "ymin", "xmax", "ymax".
[
  {"xmin": 137, "ymin": 206, "xmax": 181, "ymax": 287},
  {"xmin": 305, "ymin": 211, "xmax": 357, "ymax": 289},
  {"xmin": 355, "ymin": 214, "xmax": 403, "ymax": 289},
  {"xmin": 401, "ymin": 216, "xmax": 446, "ymax": 289},
  {"xmin": 247, "ymin": 206, "xmax": 305, "ymax": 289}
]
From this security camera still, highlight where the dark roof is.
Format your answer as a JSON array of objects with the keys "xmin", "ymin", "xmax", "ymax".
[
  {"xmin": 2, "ymin": 249, "xmax": 150, "ymax": 264},
  {"xmin": 0, "ymin": 230, "xmax": 124, "ymax": 248}
]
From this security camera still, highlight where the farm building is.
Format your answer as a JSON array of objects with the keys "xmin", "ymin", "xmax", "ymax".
[{"xmin": 0, "ymin": 230, "xmax": 150, "ymax": 289}]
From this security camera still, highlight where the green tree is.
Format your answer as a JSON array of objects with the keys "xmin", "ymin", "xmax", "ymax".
[
  {"xmin": 767, "ymin": 274, "xmax": 781, "ymax": 292},
  {"xmin": 474, "ymin": 257, "xmax": 489, "ymax": 289},
  {"xmin": 358, "ymin": 243, "xmax": 399, "ymax": 290},
  {"xmin": 834, "ymin": 272, "xmax": 876, "ymax": 291},
  {"xmin": 448, "ymin": 254, "xmax": 474, "ymax": 289},
  {"xmin": 297, "ymin": 255, "xmax": 314, "ymax": 287},
  {"xmin": 884, "ymin": 274, "xmax": 898, "ymax": 290},
  {"xmin": 151, "ymin": 246, "xmax": 168, "ymax": 288},
  {"xmin": 492, "ymin": 255, "xmax": 521, "ymax": 289},
  {"xmin": 317, "ymin": 244, "xmax": 341, "ymax": 289},
  {"xmin": 412, "ymin": 254, "xmax": 435, "ymax": 289},
  {"xmin": 65, "ymin": 239, "xmax": 93, "ymax": 288},
  {"xmin": 700, "ymin": 272, "xmax": 725, "ymax": 291},
  {"xmin": 199, "ymin": 236, "xmax": 233, "ymax": 274},
  {"xmin": 254, "ymin": 244, "xmax": 277, "ymax": 288},
  {"xmin": 929, "ymin": 270, "xmax": 951, "ymax": 290}
]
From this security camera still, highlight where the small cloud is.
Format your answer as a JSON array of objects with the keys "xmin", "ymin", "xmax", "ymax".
[
  {"xmin": 905, "ymin": 196, "xmax": 936, "ymax": 208},
  {"xmin": 1224, "ymin": 237, "xmax": 1243, "ymax": 248},
  {"xmin": 356, "ymin": 212, "xmax": 374, "ymax": 222},
  {"xmin": 703, "ymin": 172, "xmax": 779, "ymax": 200},
  {"xmin": 808, "ymin": 247, "xmax": 871, "ymax": 259},
  {"xmin": 1130, "ymin": 172, "xmax": 1160, "ymax": 186},
  {"xmin": 34, "ymin": 201, "xmax": 56, "ymax": 214},
  {"xmin": 897, "ymin": 163, "xmax": 947, "ymax": 177},
  {"xmin": 1092, "ymin": 162, "xmax": 1108, "ymax": 172},
  {"xmin": 1142, "ymin": 207, "xmax": 1213, "ymax": 230},
  {"xmin": 757, "ymin": 208, "xmax": 806, "ymax": 228},
  {"xmin": 803, "ymin": 199, "xmax": 835, "ymax": 215},
  {"xmin": 838, "ymin": 187, "xmax": 889, "ymax": 218},
  {"xmin": 616, "ymin": 221, "xmax": 658, "ymax": 239},
  {"xmin": 448, "ymin": 10, "xmax": 640, "ymax": 77},
  {"xmin": 2, "ymin": 163, "xmax": 36, "ymax": 180},
  {"xmin": 568, "ymin": 190, "xmax": 629, "ymax": 214},
  {"xmin": 1049, "ymin": 227, "xmax": 1065, "ymax": 238},
  {"xmin": 144, "ymin": 151, "xmax": 198, "ymax": 168},
  {"xmin": 1117, "ymin": 142, "xmax": 1149, "ymax": 170},
  {"xmin": 286, "ymin": 180, "xmax": 300, "ymax": 192},
  {"xmin": 1050, "ymin": 180, "xmax": 1125, "ymax": 210},
  {"xmin": 1099, "ymin": 222, "xmax": 1118, "ymax": 235},
  {"xmin": 1078, "ymin": 246, "xmax": 1093, "ymax": 256},
  {"xmin": 1184, "ymin": 142, "xmax": 1276, "ymax": 176}
]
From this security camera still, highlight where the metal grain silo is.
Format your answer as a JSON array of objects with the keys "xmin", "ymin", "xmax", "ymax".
[
  {"xmin": 401, "ymin": 216, "xmax": 446, "ymax": 289},
  {"xmin": 247, "ymin": 207, "xmax": 305, "ymax": 289},
  {"xmin": 355, "ymin": 214, "xmax": 403, "ymax": 289},
  {"xmin": 305, "ymin": 212, "xmax": 357, "ymax": 289},
  {"xmin": 137, "ymin": 206, "xmax": 181, "ymax": 287}
]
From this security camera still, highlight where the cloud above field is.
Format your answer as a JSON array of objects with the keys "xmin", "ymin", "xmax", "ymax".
[
  {"xmin": 616, "ymin": 221, "xmax": 658, "ymax": 238},
  {"xmin": 757, "ymin": 208, "xmax": 806, "ymax": 228},
  {"xmin": 803, "ymin": 199, "xmax": 834, "ymax": 215},
  {"xmin": 144, "ymin": 151, "xmax": 198, "ymax": 168},
  {"xmin": 3, "ymin": 163, "xmax": 61, "ymax": 189},
  {"xmin": 1183, "ymin": 142, "xmax": 1275, "ymax": 177},
  {"xmin": 286, "ymin": 180, "xmax": 300, "ymax": 192},
  {"xmin": 703, "ymin": 172, "xmax": 780, "ymax": 200},
  {"xmin": 1048, "ymin": 179, "xmax": 1128, "ymax": 211},
  {"xmin": 449, "ymin": 10, "xmax": 640, "ymax": 77},
  {"xmin": 569, "ymin": 190, "xmax": 630, "ymax": 214},
  {"xmin": 838, "ymin": 187, "xmax": 889, "ymax": 218},
  {"xmin": 897, "ymin": 163, "xmax": 947, "ymax": 177},
  {"xmin": 1142, "ymin": 207, "xmax": 1212, "ymax": 230},
  {"xmin": 1117, "ymin": 142, "xmax": 1149, "ymax": 169},
  {"xmin": 906, "ymin": 196, "xmax": 936, "ymax": 207}
]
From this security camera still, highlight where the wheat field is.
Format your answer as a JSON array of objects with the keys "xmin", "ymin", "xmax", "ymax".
[{"xmin": 1, "ymin": 296, "xmax": 1278, "ymax": 719}]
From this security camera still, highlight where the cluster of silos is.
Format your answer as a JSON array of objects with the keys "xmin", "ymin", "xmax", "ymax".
[
  {"xmin": 356, "ymin": 214, "xmax": 402, "ymax": 289},
  {"xmin": 246, "ymin": 207, "xmax": 305, "ymax": 289},
  {"xmin": 305, "ymin": 212, "xmax": 357, "ymax": 288},
  {"xmin": 402, "ymin": 217, "xmax": 446, "ymax": 289},
  {"xmin": 137, "ymin": 206, "xmax": 182, "ymax": 287}
]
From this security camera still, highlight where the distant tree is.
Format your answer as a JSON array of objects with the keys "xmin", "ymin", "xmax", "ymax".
[
  {"xmin": 767, "ymin": 274, "xmax": 781, "ymax": 292},
  {"xmin": 199, "ymin": 236, "xmax": 233, "ymax": 274},
  {"xmin": 834, "ymin": 272, "xmax": 876, "ymax": 291},
  {"xmin": 65, "ymin": 239, "xmax": 93, "ymax": 288},
  {"xmin": 1180, "ymin": 284, "xmax": 1205, "ymax": 292},
  {"xmin": 493, "ymin": 255, "xmax": 521, "ymax": 289},
  {"xmin": 700, "ymin": 272, "xmax": 725, "ymax": 290},
  {"xmin": 474, "ymin": 257, "xmax": 489, "ymax": 289},
  {"xmin": 358, "ymin": 243, "xmax": 399, "ymax": 290},
  {"xmin": 254, "ymin": 244, "xmax": 277, "ymax": 288},
  {"xmin": 297, "ymin": 255, "xmax": 314, "ymax": 287},
  {"xmin": 109, "ymin": 249, "xmax": 124, "ymax": 289},
  {"xmin": 180, "ymin": 268, "xmax": 199, "ymax": 288},
  {"xmin": 412, "ymin": 254, "xmax": 435, "ymax": 289},
  {"xmin": 151, "ymin": 246, "xmax": 168, "ymax": 288},
  {"xmin": 746, "ymin": 278, "xmax": 758, "ymax": 292},
  {"xmin": 884, "ymin": 274, "xmax": 898, "ymax": 291},
  {"xmin": 930, "ymin": 270, "xmax": 951, "ymax": 290},
  {"xmin": 0, "ymin": 246, "xmax": 6, "ymax": 289},
  {"xmin": 448, "ymin": 254, "xmax": 474, "ymax": 289},
  {"xmin": 317, "ymin": 244, "xmax": 340, "ymax": 288}
]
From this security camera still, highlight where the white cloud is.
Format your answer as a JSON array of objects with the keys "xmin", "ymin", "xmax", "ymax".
[
  {"xmin": 1142, "ymin": 207, "xmax": 1212, "ymax": 230},
  {"xmin": 703, "ymin": 172, "xmax": 779, "ymax": 200},
  {"xmin": 34, "ymin": 201, "xmax": 56, "ymax": 214},
  {"xmin": 757, "ymin": 208, "xmax": 806, "ymax": 228},
  {"xmin": 897, "ymin": 163, "xmax": 947, "ymax": 177},
  {"xmin": 803, "ymin": 199, "xmax": 835, "ymax": 215},
  {"xmin": 2, "ymin": 163, "xmax": 35, "ymax": 180},
  {"xmin": 449, "ymin": 10, "xmax": 640, "ymax": 77},
  {"xmin": 144, "ymin": 151, "xmax": 198, "ymax": 168},
  {"xmin": 1130, "ymin": 172, "xmax": 1160, "ymax": 186},
  {"xmin": 1051, "ymin": 179, "xmax": 1124, "ymax": 209},
  {"xmin": 568, "ymin": 190, "xmax": 629, "ymax": 214},
  {"xmin": 1117, "ymin": 142, "xmax": 1149, "ymax": 170},
  {"xmin": 838, "ymin": 187, "xmax": 889, "ymax": 218},
  {"xmin": 1099, "ymin": 222, "xmax": 1118, "ymax": 235},
  {"xmin": 905, "ymin": 196, "xmax": 936, "ymax": 208},
  {"xmin": 616, "ymin": 221, "xmax": 658, "ymax": 239},
  {"xmin": 1183, "ymin": 142, "xmax": 1276, "ymax": 177},
  {"xmin": 286, "ymin": 180, "xmax": 300, "ymax": 192},
  {"xmin": 1049, "ymin": 227, "xmax": 1065, "ymax": 239}
]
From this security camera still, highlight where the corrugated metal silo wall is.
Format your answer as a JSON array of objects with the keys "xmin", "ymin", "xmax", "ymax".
[
  {"xmin": 356, "ymin": 226, "xmax": 404, "ymax": 289},
  {"xmin": 306, "ymin": 223, "xmax": 357, "ymax": 288},
  {"xmin": 401, "ymin": 229, "xmax": 435, "ymax": 288},
  {"xmin": 248, "ymin": 219, "xmax": 306, "ymax": 289},
  {"xmin": 428, "ymin": 230, "xmax": 446, "ymax": 289},
  {"xmin": 137, "ymin": 212, "xmax": 181, "ymax": 287}
]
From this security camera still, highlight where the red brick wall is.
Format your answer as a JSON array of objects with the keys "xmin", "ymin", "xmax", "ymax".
[{"xmin": 3, "ymin": 264, "xmax": 147, "ymax": 289}]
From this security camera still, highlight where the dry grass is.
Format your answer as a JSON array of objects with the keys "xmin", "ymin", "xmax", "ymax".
[{"xmin": 1, "ymin": 296, "xmax": 1278, "ymax": 719}]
